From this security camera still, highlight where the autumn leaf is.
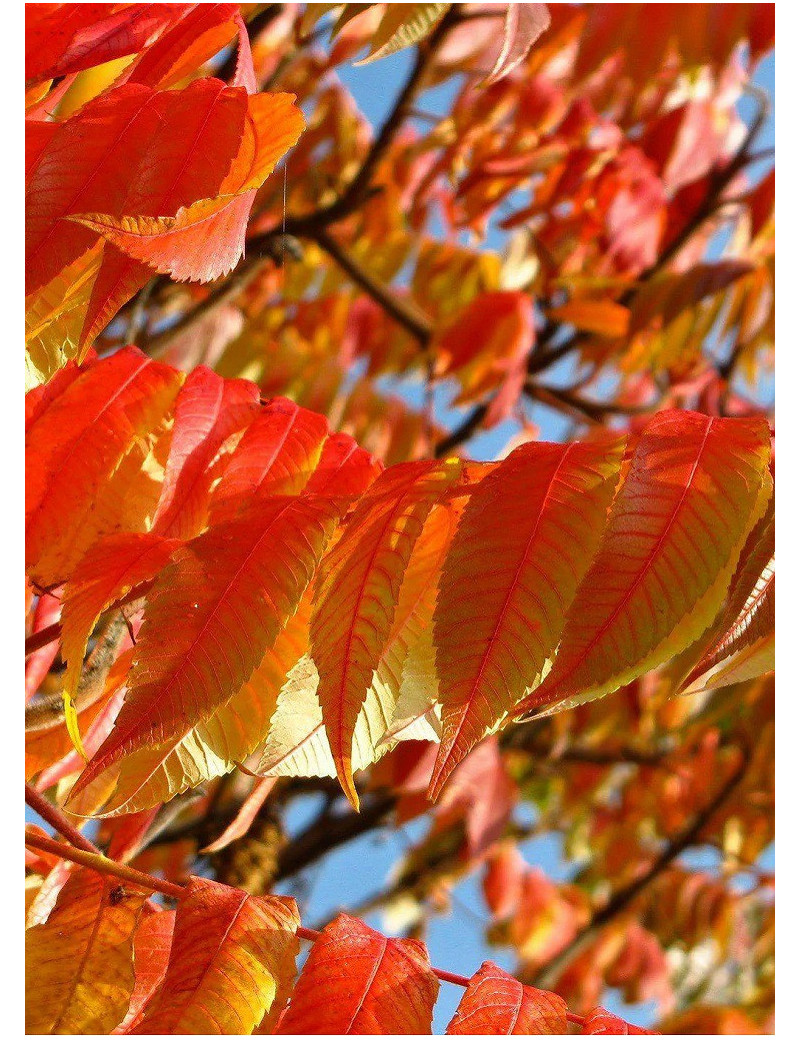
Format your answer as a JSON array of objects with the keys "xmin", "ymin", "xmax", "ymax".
[
  {"xmin": 310, "ymin": 459, "xmax": 463, "ymax": 806},
  {"xmin": 153, "ymin": 366, "xmax": 261, "ymax": 539},
  {"xmin": 580, "ymin": 1006, "xmax": 657, "ymax": 1035},
  {"xmin": 69, "ymin": 496, "xmax": 339, "ymax": 812},
  {"xmin": 113, "ymin": 910, "xmax": 175, "ymax": 1034},
  {"xmin": 59, "ymin": 532, "xmax": 180, "ymax": 756},
  {"xmin": 25, "ymin": 4, "xmax": 189, "ymax": 85},
  {"xmin": 26, "ymin": 348, "xmax": 180, "ymax": 587},
  {"xmin": 277, "ymin": 913, "xmax": 439, "ymax": 1034},
  {"xmin": 429, "ymin": 436, "xmax": 623, "ymax": 796},
  {"xmin": 446, "ymin": 961, "xmax": 568, "ymax": 1034},
  {"xmin": 25, "ymin": 866, "xmax": 147, "ymax": 1034},
  {"xmin": 515, "ymin": 411, "xmax": 772, "ymax": 718},
  {"xmin": 484, "ymin": 4, "xmax": 551, "ymax": 84},
  {"xmin": 681, "ymin": 509, "xmax": 775, "ymax": 693},
  {"xmin": 132, "ymin": 877, "xmax": 299, "ymax": 1034},
  {"xmin": 26, "ymin": 79, "xmax": 303, "ymax": 374},
  {"xmin": 356, "ymin": 4, "xmax": 451, "ymax": 65}
]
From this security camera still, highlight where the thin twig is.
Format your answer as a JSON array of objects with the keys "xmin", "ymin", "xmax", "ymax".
[
  {"xmin": 529, "ymin": 748, "xmax": 750, "ymax": 990},
  {"xmin": 25, "ymin": 783, "xmax": 98, "ymax": 854},
  {"xmin": 312, "ymin": 227, "xmax": 432, "ymax": 344}
]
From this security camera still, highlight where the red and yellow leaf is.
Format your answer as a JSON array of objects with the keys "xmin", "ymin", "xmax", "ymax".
[
  {"xmin": 429, "ymin": 437, "xmax": 623, "ymax": 797},
  {"xmin": 114, "ymin": 910, "xmax": 175, "ymax": 1035},
  {"xmin": 310, "ymin": 459, "xmax": 463, "ymax": 806},
  {"xmin": 70, "ymin": 498, "xmax": 338, "ymax": 811},
  {"xmin": 515, "ymin": 411, "xmax": 772, "ymax": 718},
  {"xmin": 60, "ymin": 532, "xmax": 181, "ymax": 729},
  {"xmin": 132, "ymin": 878, "xmax": 299, "ymax": 1034},
  {"xmin": 25, "ymin": 865, "xmax": 147, "ymax": 1034},
  {"xmin": 26, "ymin": 348, "xmax": 180, "ymax": 587},
  {"xmin": 153, "ymin": 366, "xmax": 261, "ymax": 539}
]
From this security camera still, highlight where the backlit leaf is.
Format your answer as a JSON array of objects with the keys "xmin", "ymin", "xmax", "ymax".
[
  {"xmin": 26, "ymin": 348, "xmax": 180, "ymax": 587},
  {"xmin": 356, "ymin": 4, "xmax": 450, "ymax": 65},
  {"xmin": 114, "ymin": 910, "xmax": 175, "ymax": 1035},
  {"xmin": 515, "ymin": 411, "xmax": 772, "ymax": 718},
  {"xmin": 429, "ymin": 436, "xmax": 623, "ymax": 796},
  {"xmin": 153, "ymin": 366, "xmax": 261, "ymax": 539},
  {"xmin": 310, "ymin": 459, "xmax": 463, "ymax": 806},
  {"xmin": 446, "ymin": 961, "xmax": 568, "ymax": 1034},
  {"xmin": 277, "ymin": 913, "xmax": 439, "ymax": 1034},
  {"xmin": 132, "ymin": 877, "xmax": 299, "ymax": 1034},
  {"xmin": 25, "ymin": 866, "xmax": 147, "ymax": 1034},
  {"xmin": 69, "ymin": 496, "xmax": 338, "ymax": 811}
]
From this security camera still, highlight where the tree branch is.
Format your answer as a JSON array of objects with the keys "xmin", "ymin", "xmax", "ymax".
[
  {"xmin": 312, "ymin": 227, "xmax": 432, "ymax": 345},
  {"xmin": 528, "ymin": 747, "xmax": 750, "ymax": 990}
]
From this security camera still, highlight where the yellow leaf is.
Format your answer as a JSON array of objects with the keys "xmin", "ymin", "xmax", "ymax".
[{"xmin": 26, "ymin": 867, "xmax": 147, "ymax": 1034}]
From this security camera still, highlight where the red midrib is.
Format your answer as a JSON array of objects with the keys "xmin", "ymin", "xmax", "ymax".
[{"xmin": 542, "ymin": 415, "xmax": 715, "ymax": 698}]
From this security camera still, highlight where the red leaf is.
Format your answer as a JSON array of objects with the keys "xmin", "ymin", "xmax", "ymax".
[
  {"xmin": 132, "ymin": 878, "xmax": 299, "ymax": 1034},
  {"xmin": 153, "ymin": 366, "xmax": 260, "ymax": 539},
  {"xmin": 581, "ymin": 1007, "xmax": 657, "ymax": 1035},
  {"xmin": 71, "ymin": 495, "xmax": 343, "ymax": 804},
  {"xmin": 277, "ymin": 914, "xmax": 439, "ymax": 1034},
  {"xmin": 26, "ymin": 348, "xmax": 180, "ymax": 586},
  {"xmin": 446, "ymin": 961, "xmax": 568, "ymax": 1034},
  {"xmin": 201, "ymin": 777, "xmax": 278, "ymax": 854},
  {"xmin": 435, "ymin": 738, "xmax": 517, "ymax": 856},
  {"xmin": 429, "ymin": 436, "xmax": 622, "ymax": 795},
  {"xmin": 26, "ymin": 80, "xmax": 303, "ymax": 346},
  {"xmin": 516, "ymin": 411, "xmax": 772, "ymax": 718},
  {"xmin": 485, "ymin": 4, "xmax": 551, "ymax": 84},
  {"xmin": 25, "ymin": 4, "xmax": 192, "ymax": 85},
  {"xmin": 209, "ymin": 397, "xmax": 330, "ymax": 522},
  {"xmin": 114, "ymin": 910, "xmax": 175, "ymax": 1034}
]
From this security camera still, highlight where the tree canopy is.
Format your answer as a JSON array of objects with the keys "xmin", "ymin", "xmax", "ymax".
[{"xmin": 25, "ymin": 4, "xmax": 775, "ymax": 1035}]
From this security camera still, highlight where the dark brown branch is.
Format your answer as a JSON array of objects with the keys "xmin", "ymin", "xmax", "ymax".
[
  {"xmin": 144, "ymin": 9, "xmax": 458, "ymax": 356},
  {"xmin": 312, "ymin": 227, "xmax": 432, "ymax": 345},
  {"xmin": 435, "ymin": 402, "xmax": 489, "ymax": 457},
  {"xmin": 528, "ymin": 748, "xmax": 750, "ymax": 990},
  {"xmin": 274, "ymin": 792, "xmax": 396, "ymax": 881}
]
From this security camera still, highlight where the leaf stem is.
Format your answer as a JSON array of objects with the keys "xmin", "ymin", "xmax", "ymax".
[{"xmin": 25, "ymin": 828, "xmax": 184, "ymax": 899}]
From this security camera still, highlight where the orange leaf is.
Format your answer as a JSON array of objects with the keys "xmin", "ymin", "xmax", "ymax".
[
  {"xmin": 515, "ymin": 411, "xmax": 772, "ymax": 718},
  {"xmin": 446, "ymin": 961, "xmax": 568, "ymax": 1034},
  {"xmin": 114, "ymin": 910, "xmax": 175, "ymax": 1034},
  {"xmin": 277, "ymin": 913, "xmax": 439, "ymax": 1034},
  {"xmin": 547, "ymin": 298, "xmax": 631, "ymax": 338},
  {"xmin": 26, "ymin": 80, "xmax": 303, "ymax": 353},
  {"xmin": 310, "ymin": 459, "xmax": 463, "ymax": 806},
  {"xmin": 434, "ymin": 291, "xmax": 535, "ymax": 421},
  {"xmin": 133, "ymin": 878, "xmax": 299, "ymax": 1034},
  {"xmin": 580, "ymin": 1007, "xmax": 657, "ymax": 1035},
  {"xmin": 26, "ymin": 347, "xmax": 180, "ymax": 587},
  {"xmin": 429, "ymin": 436, "xmax": 623, "ymax": 796},
  {"xmin": 25, "ymin": 4, "xmax": 190, "ymax": 85},
  {"xmin": 60, "ymin": 532, "xmax": 181, "ymax": 713},
  {"xmin": 71, "ymin": 495, "xmax": 342, "ymax": 806},
  {"xmin": 209, "ymin": 397, "xmax": 330, "ymax": 522},
  {"xmin": 153, "ymin": 366, "xmax": 261, "ymax": 539},
  {"xmin": 25, "ymin": 866, "xmax": 147, "ymax": 1034}
]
